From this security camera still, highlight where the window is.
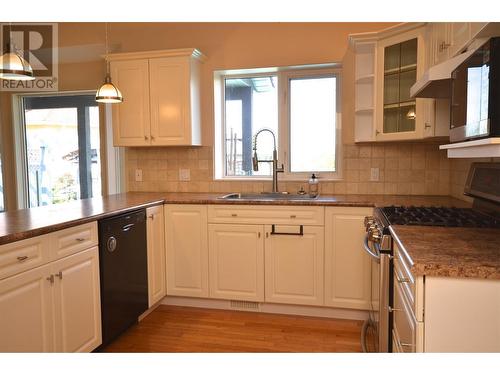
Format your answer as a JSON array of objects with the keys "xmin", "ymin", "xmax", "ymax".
[
  {"xmin": 20, "ymin": 94, "xmax": 102, "ymax": 207},
  {"xmin": 215, "ymin": 66, "xmax": 341, "ymax": 180}
]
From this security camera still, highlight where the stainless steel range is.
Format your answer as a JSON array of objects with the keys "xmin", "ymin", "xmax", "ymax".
[{"xmin": 361, "ymin": 162, "xmax": 500, "ymax": 353}]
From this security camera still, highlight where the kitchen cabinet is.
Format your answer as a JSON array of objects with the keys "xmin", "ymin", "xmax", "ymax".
[
  {"xmin": 264, "ymin": 224, "xmax": 324, "ymax": 306},
  {"xmin": 427, "ymin": 22, "xmax": 489, "ymax": 67},
  {"xmin": 392, "ymin": 241, "xmax": 500, "ymax": 352},
  {"xmin": 147, "ymin": 205, "xmax": 166, "ymax": 307},
  {"xmin": 0, "ymin": 263, "xmax": 55, "ymax": 352},
  {"xmin": 375, "ymin": 26, "xmax": 435, "ymax": 141},
  {"xmin": 51, "ymin": 247, "xmax": 101, "ymax": 353},
  {"xmin": 351, "ymin": 24, "xmax": 442, "ymax": 142},
  {"xmin": 208, "ymin": 224, "xmax": 264, "ymax": 302},
  {"xmin": 0, "ymin": 247, "xmax": 101, "ymax": 353},
  {"xmin": 165, "ymin": 204, "xmax": 209, "ymax": 298},
  {"xmin": 110, "ymin": 59, "xmax": 151, "ymax": 146},
  {"xmin": 108, "ymin": 48, "xmax": 205, "ymax": 147},
  {"xmin": 324, "ymin": 207, "xmax": 372, "ymax": 310}
]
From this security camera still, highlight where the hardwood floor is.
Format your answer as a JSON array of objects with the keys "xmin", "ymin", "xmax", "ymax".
[{"xmin": 103, "ymin": 305, "xmax": 363, "ymax": 353}]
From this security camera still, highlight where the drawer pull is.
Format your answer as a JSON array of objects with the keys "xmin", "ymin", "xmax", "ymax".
[
  {"xmin": 231, "ymin": 213, "xmax": 238, "ymax": 217},
  {"xmin": 290, "ymin": 214, "xmax": 297, "ymax": 219},
  {"xmin": 75, "ymin": 238, "xmax": 85, "ymax": 242},
  {"xmin": 46, "ymin": 275, "xmax": 54, "ymax": 284},
  {"xmin": 17, "ymin": 256, "xmax": 29, "ymax": 262},
  {"xmin": 148, "ymin": 214, "xmax": 154, "ymax": 219},
  {"xmin": 397, "ymin": 276, "xmax": 410, "ymax": 283},
  {"xmin": 388, "ymin": 306, "xmax": 401, "ymax": 313},
  {"xmin": 55, "ymin": 271, "xmax": 63, "ymax": 280},
  {"xmin": 270, "ymin": 224, "xmax": 304, "ymax": 236}
]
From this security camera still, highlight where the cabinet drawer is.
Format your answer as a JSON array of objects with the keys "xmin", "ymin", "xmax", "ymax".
[
  {"xmin": 0, "ymin": 235, "xmax": 50, "ymax": 280},
  {"xmin": 393, "ymin": 278, "xmax": 417, "ymax": 353},
  {"xmin": 50, "ymin": 222, "xmax": 98, "ymax": 260},
  {"xmin": 207, "ymin": 205, "xmax": 324, "ymax": 225},
  {"xmin": 394, "ymin": 242, "xmax": 424, "ymax": 321}
]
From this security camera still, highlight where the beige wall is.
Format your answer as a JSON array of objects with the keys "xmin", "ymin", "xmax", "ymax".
[{"xmin": 1, "ymin": 22, "xmax": 462, "ymax": 209}]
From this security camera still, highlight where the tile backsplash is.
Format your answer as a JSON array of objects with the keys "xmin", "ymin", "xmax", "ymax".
[{"xmin": 126, "ymin": 142, "xmax": 452, "ymax": 196}]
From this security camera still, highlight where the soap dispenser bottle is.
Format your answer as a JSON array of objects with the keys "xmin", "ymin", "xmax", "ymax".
[{"xmin": 308, "ymin": 174, "xmax": 319, "ymax": 196}]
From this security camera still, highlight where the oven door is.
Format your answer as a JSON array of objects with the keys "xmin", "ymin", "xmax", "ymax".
[{"xmin": 361, "ymin": 234, "xmax": 391, "ymax": 353}]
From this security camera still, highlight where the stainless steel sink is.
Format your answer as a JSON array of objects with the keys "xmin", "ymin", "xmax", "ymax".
[{"xmin": 219, "ymin": 192, "xmax": 319, "ymax": 200}]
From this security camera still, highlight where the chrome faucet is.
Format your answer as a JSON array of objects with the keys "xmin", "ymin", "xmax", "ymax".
[{"xmin": 252, "ymin": 128, "xmax": 284, "ymax": 193}]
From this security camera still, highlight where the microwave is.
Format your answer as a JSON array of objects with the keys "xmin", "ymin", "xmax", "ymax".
[{"xmin": 450, "ymin": 37, "xmax": 500, "ymax": 143}]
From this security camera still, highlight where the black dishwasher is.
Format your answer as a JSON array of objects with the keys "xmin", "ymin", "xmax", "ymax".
[{"xmin": 98, "ymin": 209, "xmax": 148, "ymax": 348}]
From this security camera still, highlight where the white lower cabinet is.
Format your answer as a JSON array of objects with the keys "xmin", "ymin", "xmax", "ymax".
[
  {"xmin": 208, "ymin": 224, "xmax": 264, "ymax": 302},
  {"xmin": 165, "ymin": 205, "xmax": 209, "ymax": 298},
  {"xmin": 324, "ymin": 207, "xmax": 372, "ymax": 310},
  {"xmin": 0, "ymin": 246, "xmax": 101, "ymax": 352},
  {"xmin": 52, "ymin": 247, "xmax": 101, "ymax": 352},
  {"xmin": 264, "ymin": 225, "xmax": 324, "ymax": 306},
  {"xmin": 0, "ymin": 263, "xmax": 55, "ymax": 352},
  {"xmin": 147, "ymin": 205, "xmax": 167, "ymax": 307}
]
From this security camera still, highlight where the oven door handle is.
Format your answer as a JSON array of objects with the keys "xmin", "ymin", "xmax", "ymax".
[{"xmin": 363, "ymin": 235, "xmax": 381, "ymax": 262}]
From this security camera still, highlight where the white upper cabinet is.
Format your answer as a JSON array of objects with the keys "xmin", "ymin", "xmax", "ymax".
[
  {"xmin": 351, "ymin": 24, "xmax": 438, "ymax": 142},
  {"xmin": 375, "ymin": 26, "xmax": 435, "ymax": 141},
  {"xmin": 109, "ymin": 49, "xmax": 205, "ymax": 147},
  {"xmin": 111, "ymin": 59, "xmax": 151, "ymax": 146}
]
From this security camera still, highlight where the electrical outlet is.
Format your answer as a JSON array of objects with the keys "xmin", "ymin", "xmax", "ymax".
[
  {"xmin": 135, "ymin": 169, "xmax": 143, "ymax": 182},
  {"xmin": 179, "ymin": 168, "xmax": 191, "ymax": 181},
  {"xmin": 370, "ymin": 167, "xmax": 380, "ymax": 182}
]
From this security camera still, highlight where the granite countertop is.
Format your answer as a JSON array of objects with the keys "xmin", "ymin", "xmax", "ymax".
[
  {"xmin": 0, "ymin": 191, "xmax": 469, "ymax": 246},
  {"xmin": 391, "ymin": 225, "xmax": 500, "ymax": 280}
]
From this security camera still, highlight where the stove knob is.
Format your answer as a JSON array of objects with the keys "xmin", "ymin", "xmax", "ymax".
[
  {"xmin": 364, "ymin": 216, "xmax": 375, "ymax": 227},
  {"xmin": 368, "ymin": 227, "xmax": 382, "ymax": 243}
]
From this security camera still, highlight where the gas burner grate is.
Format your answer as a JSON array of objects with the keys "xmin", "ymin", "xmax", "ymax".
[{"xmin": 381, "ymin": 206, "xmax": 500, "ymax": 228}]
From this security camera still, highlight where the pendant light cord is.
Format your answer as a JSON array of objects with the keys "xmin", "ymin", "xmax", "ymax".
[{"xmin": 105, "ymin": 22, "xmax": 110, "ymax": 77}]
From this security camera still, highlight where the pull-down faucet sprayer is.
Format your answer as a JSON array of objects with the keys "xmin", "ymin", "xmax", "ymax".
[{"xmin": 252, "ymin": 128, "xmax": 284, "ymax": 193}]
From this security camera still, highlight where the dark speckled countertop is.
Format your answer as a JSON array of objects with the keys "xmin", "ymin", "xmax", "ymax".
[{"xmin": 0, "ymin": 191, "xmax": 470, "ymax": 246}]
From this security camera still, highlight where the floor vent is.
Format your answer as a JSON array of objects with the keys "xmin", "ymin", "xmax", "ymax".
[{"xmin": 230, "ymin": 300, "xmax": 260, "ymax": 310}]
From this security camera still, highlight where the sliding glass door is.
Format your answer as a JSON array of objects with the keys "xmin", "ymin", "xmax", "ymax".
[{"xmin": 22, "ymin": 94, "xmax": 102, "ymax": 207}]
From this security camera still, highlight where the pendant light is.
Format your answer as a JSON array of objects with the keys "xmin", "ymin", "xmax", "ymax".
[
  {"xmin": 96, "ymin": 23, "xmax": 123, "ymax": 104},
  {"xmin": 0, "ymin": 23, "xmax": 35, "ymax": 81}
]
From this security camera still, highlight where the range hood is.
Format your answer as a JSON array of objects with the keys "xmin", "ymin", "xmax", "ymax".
[
  {"xmin": 410, "ymin": 48, "xmax": 476, "ymax": 99},
  {"xmin": 410, "ymin": 37, "xmax": 489, "ymax": 99}
]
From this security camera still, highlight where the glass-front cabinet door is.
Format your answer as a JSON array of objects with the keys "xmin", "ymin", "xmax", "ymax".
[{"xmin": 376, "ymin": 26, "xmax": 434, "ymax": 141}]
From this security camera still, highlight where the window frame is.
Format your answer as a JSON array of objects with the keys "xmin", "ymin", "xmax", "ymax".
[{"xmin": 214, "ymin": 64, "xmax": 342, "ymax": 182}]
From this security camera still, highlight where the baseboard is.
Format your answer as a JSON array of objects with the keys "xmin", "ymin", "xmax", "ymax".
[{"xmin": 160, "ymin": 295, "xmax": 369, "ymax": 321}]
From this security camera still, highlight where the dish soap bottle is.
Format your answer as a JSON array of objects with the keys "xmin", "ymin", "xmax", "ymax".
[{"xmin": 308, "ymin": 174, "xmax": 319, "ymax": 196}]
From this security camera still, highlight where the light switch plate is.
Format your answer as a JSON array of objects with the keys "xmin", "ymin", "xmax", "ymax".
[
  {"xmin": 135, "ymin": 169, "xmax": 143, "ymax": 182},
  {"xmin": 179, "ymin": 168, "xmax": 191, "ymax": 181},
  {"xmin": 370, "ymin": 168, "xmax": 379, "ymax": 182}
]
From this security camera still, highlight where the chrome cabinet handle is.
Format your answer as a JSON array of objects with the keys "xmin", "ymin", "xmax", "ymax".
[
  {"xmin": 46, "ymin": 275, "xmax": 54, "ymax": 284},
  {"xmin": 75, "ymin": 238, "xmax": 85, "ymax": 242},
  {"xmin": 17, "ymin": 256, "xmax": 29, "ymax": 262},
  {"xmin": 396, "ymin": 276, "xmax": 410, "ymax": 283},
  {"xmin": 388, "ymin": 306, "xmax": 401, "ymax": 313},
  {"xmin": 55, "ymin": 271, "xmax": 63, "ymax": 280}
]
